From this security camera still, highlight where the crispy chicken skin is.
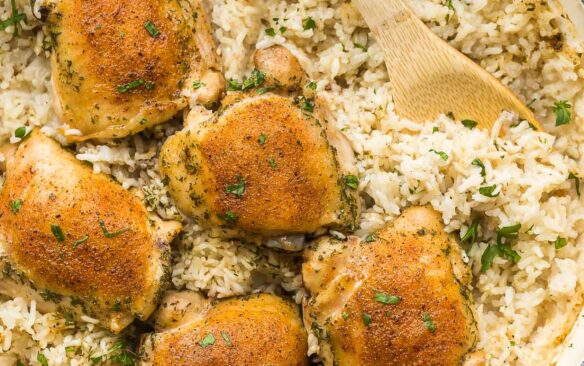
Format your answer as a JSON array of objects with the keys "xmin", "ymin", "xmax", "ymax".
[
  {"xmin": 39, "ymin": 0, "xmax": 224, "ymax": 141},
  {"xmin": 160, "ymin": 45, "xmax": 360, "ymax": 239},
  {"xmin": 138, "ymin": 292, "xmax": 308, "ymax": 366},
  {"xmin": 302, "ymin": 206, "xmax": 479, "ymax": 366},
  {"xmin": 0, "ymin": 132, "xmax": 181, "ymax": 333}
]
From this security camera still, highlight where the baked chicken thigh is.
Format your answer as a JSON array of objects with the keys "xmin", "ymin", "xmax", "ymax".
[
  {"xmin": 138, "ymin": 292, "xmax": 308, "ymax": 365},
  {"xmin": 303, "ymin": 206, "xmax": 479, "ymax": 366},
  {"xmin": 0, "ymin": 132, "xmax": 181, "ymax": 333},
  {"xmin": 39, "ymin": 0, "xmax": 224, "ymax": 141},
  {"xmin": 160, "ymin": 45, "xmax": 359, "ymax": 240}
]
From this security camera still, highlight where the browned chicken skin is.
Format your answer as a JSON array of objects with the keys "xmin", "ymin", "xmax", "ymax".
[
  {"xmin": 39, "ymin": 0, "xmax": 224, "ymax": 141},
  {"xmin": 159, "ymin": 45, "xmax": 360, "ymax": 242},
  {"xmin": 303, "ymin": 206, "xmax": 479, "ymax": 366},
  {"xmin": 0, "ymin": 132, "xmax": 181, "ymax": 333},
  {"xmin": 138, "ymin": 292, "xmax": 308, "ymax": 366}
]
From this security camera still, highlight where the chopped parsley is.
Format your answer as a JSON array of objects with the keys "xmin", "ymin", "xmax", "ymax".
[
  {"xmin": 117, "ymin": 79, "xmax": 145, "ymax": 93},
  {"xmin": 305, "ymin": 81, "xmax": 317, "ymax": 90},
  {"xmin": 227, "ymin": 79, "xmax": 243, "ymax": 91},
  {"xmin": 193, "ymin": 80, "xmax": 204, "ymax": 89},
  {"xmin": 553, "ymin": 100, "xmax": 571, "ymax": 126},
  {"xmin": 343, "ymin": 175, "xmax": 359, "ymax": 190},
  {"xmin": 257, "ymin": 85, "xmax": 278, "ymax": 94},
  {"xmin": 144, "ymin": 20, "xmax": 161, "ymax": 38},
  {"xmin": 554, "ymin": 237, "xmax": 567, "ymax": 250},
  {"xmin": 225, "ymin": 176, "xmax": 245, "ymax": 197},
  {"xmin": 51, "ymin": 224, "xmax": 65, "ymax": 242},
  {"xmin": 432, "ymin": 126, "xmax": 439, "ymax": 133},
  {"xmin": 218, "ymin": 211, "xmax": 237, "ymax": 224},
  {"xmin": 0, "ymin": 0, "xmax": 26, "ymax": 36},
  {"xmin": 302, "ymin": 17, "xmax": 316, "ymax": 30},
  {"xmin": 145, "ymin": 81, "xmax": 155, "ymax": 91},
  {"xmin": 479, "ymin": 184, "xmax": 499, "ymax": 197},
  {"xmin": 14, "ymin": 126, "xmax": 28, "ymax": 138},
  {"xmin": 294, "ymin": 96, "xmax": 314, "ymax": 112},
  {"xmin": 362, "ymin": 312, "xmax": 372, "ymax": 327},
  {"xmin": 422, "ymin": 313, "xmax": 436, "ymax": 333},
  {"xmin": 569, "ymin": 172, "xmax": 581, "ymax": 197},
  {"xmin": 280, "ymin": 26, "xmax": 287, "ymax": 34},
  {"xmin": 73, "ymin": 235, "xmax": 89, "ymax": 249},
  {"xmin": 265, "ymin": 27, "xmax": 276, "ymax": 37},
  {"xmin": 111, "ymin": 300, "xmax": 121, "ymax": 312},
  {"xmin": 481, "ymin": 242, "xmax": 521, "ymax": 272},
  {"xmin": 99, "ymin": 220, "xmax": 129, "ymax": 238},
  {"xmin": 37, "ymin": 352, "xmax": 49, "ymax": 366},
  {"xmin": 365, "ymin": 233, "xmax": 377, "ymax": 243},
  {"xmin": 91, "ymin": 340, "xmax": 135, "ymax": 365},
  {"xmin": 342, "ymin": 311, "xmax": 349, "ymax": 320},
  {"xmin": 461, "ymin": 119, "xmax": 478, "ymax": 129},
  {"xmin": 354, "ymin": 42, "xmax": 368, "ymax": 52},
  {"xmin": 496, "ymin": 224, "xmax": 521, "ymax": 240},
  {"xmin": 268, "ymin": 158, "xmax": 277, "ymax": 169},
  {"xmin": 461, "ymin": 219, "xmax": 479, "ymax": 245},
  {"xmin": 471, "ymin": 158, "xmax": 486, "ymax": 178},
  {"xmin": 221, "ymin": 331, "xmax": 233, "ymax": 347},
  {"xmin": 198, "ymin": 333, "xmax": 215, "ymax": 348},
  {"xmin": 430, "ymin": 149, "xmax": 448, "ymax": 161},
  {"xmin": 9, "ymin": 199, "xmax": 22, "ymax": 214},
  {"xmin": 258, "ymin": 133, "xmax": 267, "ymax": 145},
  {"xmin": 374, "ymin": 292, "xmax": 401, "ymax": 305}
]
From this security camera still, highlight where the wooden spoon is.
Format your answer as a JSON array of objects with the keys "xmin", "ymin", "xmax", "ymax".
[{"xmin": 353, "ymin": 0, "xmax": 542, "ymax": 131}]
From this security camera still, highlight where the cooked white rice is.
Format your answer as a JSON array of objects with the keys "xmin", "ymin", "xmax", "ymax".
[{"xmin": 0, "ymin": 0, "xmax": 583, "ymax": 365}]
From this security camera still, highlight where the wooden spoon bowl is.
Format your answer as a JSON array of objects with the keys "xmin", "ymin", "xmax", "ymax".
[{"xmin": 353, "ymin": 0, "xmax": 542, "ymax": 131}]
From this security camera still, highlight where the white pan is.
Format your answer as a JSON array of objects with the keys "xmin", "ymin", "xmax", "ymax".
[{"xmin": 555, "ymin": 1, "xmax": 584, "ymax": 364}]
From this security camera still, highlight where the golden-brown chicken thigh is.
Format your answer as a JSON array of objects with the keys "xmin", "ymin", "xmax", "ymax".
[
  {"xmin": 160, "ymin": 46, "xmax": 360, "ymax": 241},
  {"xmin": 138, "ymin": 292, "xmax": 308, "ymax": 366},
  {"xmin": 39, "ymin": 0, "xmax": 224, "ymax": 141},
  {"xmin": 0, "ymin": 132, "xmax": 181, "ymax": 333},
  {"xmin": 302, "ymin": 206, "xmax": 479, "ymax": 366}
]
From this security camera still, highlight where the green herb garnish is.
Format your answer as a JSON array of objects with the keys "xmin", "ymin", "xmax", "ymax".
[
  {"xmin": 343, "ymin": 175, "xmax": 359, "ymax": 190},
  {"xmin": 362, "ymin": 312, "xmax": 372, "ymax": 327},
  {"xmin": 461, "ymin": 220, "xmax": 479, "ymax": 245},
  {"xmin": 10, "ymin": 199, "xmax": 22, "ymax": 214},
  {"xmin": 342, "ymin": 311, "xmax": 349, "ymax": 320},
  {"xmin": 117, "ymin": 79, "xmax": 145, "ymax": 93},
  {"xmin": 144, "ymin": 20, "xmax": 160, "ymax": 38},
  {"xmin": 265, "ymin": 27, "xmax": 276, "ymax": 37},
  {"xmin": 471, "ymin": 158, "xmax": 486, "ymax": 178},
  {"xmin": 496, "ymin": 224, "xmax": 521, "ymax": 240},
  {"xmin": 14, "ymin": 126, "xmax": 27, "ymax": 138},
  {"xmin": 227, "ymin": 79, "xmax": 243, "ymax": 91},
  {"xmin": 303, "ymin": 17, "xmax": 316, "ymax": 30},
  {"xmin": 430, "ymin": 149, "xmax": 448, "ymax": 161},
  {"xmin": 479, "ymin": 185, "xmax": 499, "ymax": 197},
  {"xmin": 198, "ymin": 333, "xmax": 215, "ymax": 348},
  {"xmin": 554, "ymin": 237, "xmax": 567, "ymax": 250},
  {"xmin": 221, "ymin": 331, "xmax": 233, "ymax": 347},
  {"xmin": 37, "ymin": 353, "xmax": 49, "ymax": 366},
  {"xmin": 268, "ymin": 158, "xmax": 277, "ymax": 169},
  {"xmin": 225, "ymin": 176, "xmax": 245, "ymax": 197},
  {"xmin": 365, "ymin": 234, "xmax": 376, "ymax": 243},
  {"xmin": 422, "ymin": 313, "xmax": 436, "ymax": 333},
  {"xmin": 569, "ymin": 172, "xmax": 580, "ymax": 197},
  {"xmin": 218, "ymin": 211, "xmax": 237, "ymax": 224},
  {"xmin": 258, "ymin": 133, "xmax": 267, "ymax": 145},
  {"xmin": 73, "ymin": 235, "xmax": 89, "ymax": 249},
  {"xmin": 0, "ymin": 0, "xmax": 26, "ymax": 36},
  {"xmin": 193, "ymin": 80, "xmax": 204, "ymax": 89},
  {"xmin": 305, "ymin": 81, "xmax": 317, "ymax": 90},
  {"xmin": 51, "ymin": 224, "xmax": 65, "ymax": 242},
  {"xmin": 375, "ymin": 292, "xmax": 401, "ymax": 305},
  {"xmin": 99, "ymin": 220, "xmax": 129, "ymax": 238},
  {"xmin": 553, "ymin": 100, "xmax": 571, "ymax": 126},
  {"xmin": 461, "ymin": 119, "xmax": 478, "ymax": 129}
]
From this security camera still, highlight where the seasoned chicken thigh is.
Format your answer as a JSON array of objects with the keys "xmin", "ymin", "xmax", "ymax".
[
  {"xmin": 0, "ymin": 132, "xmax": 181, "ymax": 333},
  {"xmin": 303, "ymin": 206, "xmax": 480, "ymax": 366},
  {"xmin": 139, "ymin": 292, "xmax": 308, "ymax": 365},
  {"xmin": 160, "ymin": 45, "xmax": 360, "ymax": 241},
  {"xmin": 39, "ymin": 0, "xmax": 224, "ymax": 141}
]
